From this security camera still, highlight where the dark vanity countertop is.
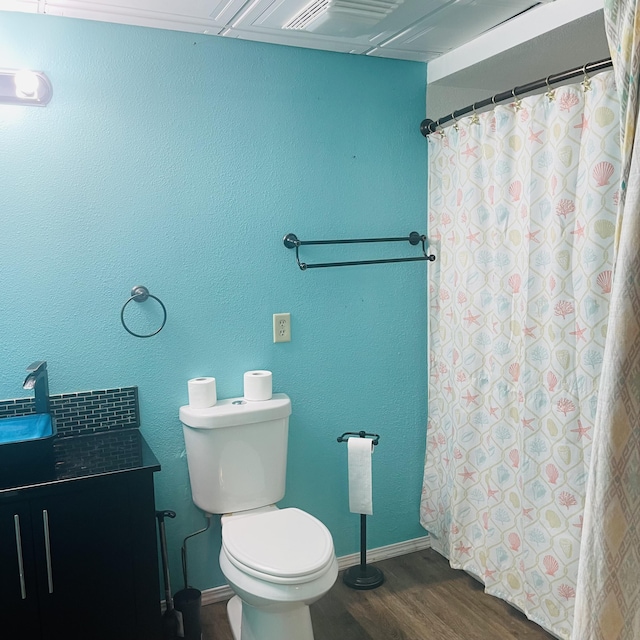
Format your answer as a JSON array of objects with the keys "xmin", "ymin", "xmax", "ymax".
[{"xmin": 0, "ymin": 429, "xmax": 160, "ymax": 496}]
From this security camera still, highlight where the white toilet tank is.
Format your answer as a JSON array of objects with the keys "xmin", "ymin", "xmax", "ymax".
[{"xmin": 180, "ymin": 394, "xmax": 292, "ymax": 514}]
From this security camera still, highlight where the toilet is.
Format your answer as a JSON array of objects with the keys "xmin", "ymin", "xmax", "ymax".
[{"xmin": 180, "ymin": 393, "xmax": 338, "ymax": 640}]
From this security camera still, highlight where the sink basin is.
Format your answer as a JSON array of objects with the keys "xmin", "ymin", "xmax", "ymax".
[
  {"xmin": 0, "ymin": 413, "xmax": 55, "ymax": 444},
  {"xmin": 0, "ymin": 413, "xmax": 57, "ymax": 488}
]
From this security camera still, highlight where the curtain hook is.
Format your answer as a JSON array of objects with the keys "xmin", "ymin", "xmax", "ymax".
[
  {"xmin": 545, "ymin": 76, "xmax": 556, "ymax": 101},
  {"xmin": 470, "ymin": 102, "xmax": 480, "ymax": 125},
  {"xmin": 452, "ymin": 112, "xmax": 459, "ymax": 131},
  {"xmin": 581, "ymin": 63, "xmax": 592, "ymax": 92},
  {"xmin": 512, "ymin": 87, "xmax": 523, "ymax": 112},
  {"xmin": 435, "ymin": 118, "xmax": 446, "ymax": 138}
]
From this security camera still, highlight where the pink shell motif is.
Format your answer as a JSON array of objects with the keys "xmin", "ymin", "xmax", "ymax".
[
  {"xmin": 509, "ymin": 180, "xmax": 523, "ymax": 202},
  {"xmin": 482, "ymin": 512, "xmax": 489, "ymax": 530},
  {"xmin": 549, "ymin": 275, "xmax": 556, "ymax": 292},
  {"xmin": 508, "ymin": 274, "xmax": 522, "ymax": 294},
  {"xmin": 508, "ymin": 532, "xmax": 521, "ymax": 551},
  {"xmin": 488, "ymin": 185, "xmax": 495, "ymax": 205},
  {"xmin": 546, "ymin": 463, "xmax": 559, "ymax": 484},
  {"xmin": 597, "ymin": 270, "xmax": 613, "ymax": 294},
  {"xmin": 558, "ymin": 491, "xmax": 578, "ymax": 509},
  {"xmin": 558, "ymin": 584, "xmax": 576, "ymax": 600},
  {"xmin": 543, "ymin": 555, "xmax": 559, "ymax": 576},
  {"xmin": 509, "ymin": 449, "xmax": 520, "ymax": 468},
  {"xmin": 593, "ymin": 161, "xmax": 615, "ymax": 187},
  {"xmin": 457, "ymin": 188, "xmax": 463, "ymax": 206},
  {"xmin": 547, "ymin": 371, "xmax": 558, "ymax": 392},
  {"xmin": 509, "ymin": 363, "xmax": 521, "ymax": 382},
  {"xmin": 550, "ymin": 174, "xmax": 558, "ymax": 196}
]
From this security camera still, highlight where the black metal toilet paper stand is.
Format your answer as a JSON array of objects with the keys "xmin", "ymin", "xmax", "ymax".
[{"xmin": 337, "ymin": 430, "xmax": 384, "ymax": 590}]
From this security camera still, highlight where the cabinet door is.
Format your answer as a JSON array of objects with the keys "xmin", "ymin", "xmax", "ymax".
[
  {"xmin": 0, "ymin": 501, "xmax": 42, "ymax": 639},
  {"xmin": 32, "ymin": 476, "xmax": 138, "ymax": 640}
]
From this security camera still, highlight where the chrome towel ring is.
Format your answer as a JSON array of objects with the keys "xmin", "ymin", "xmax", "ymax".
[{"xmin": 120, "ymin": 285, "xmax": 167, "ymax": 338}]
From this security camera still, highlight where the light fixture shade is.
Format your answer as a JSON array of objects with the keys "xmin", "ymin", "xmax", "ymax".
[{"xmin": 0, "ymin": 68, "xmax": 53, "ymax": 106}]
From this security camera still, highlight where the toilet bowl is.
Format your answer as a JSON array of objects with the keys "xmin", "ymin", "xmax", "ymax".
[{"xmin": 219, "ymin": 507, "xmax": 339, "ymax": 640}]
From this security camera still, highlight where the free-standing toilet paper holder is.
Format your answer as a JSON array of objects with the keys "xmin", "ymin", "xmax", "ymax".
[{"xmin": 337, "ymin": 431, "xmax": 384, "ymax": 590}]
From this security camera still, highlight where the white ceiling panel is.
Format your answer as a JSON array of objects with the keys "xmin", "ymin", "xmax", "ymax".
[
  {"xmin": 0, "ymin": 0, "xmax": 557, "ymax": 62},
  {"xmin": 382, "ymin": 0, "xmax": 540, "ymax": 54},
  {"xmin": 42, "ymin": 0, "xmax": 226, "ymax": 32},
  {"xmin": 226, "ymin": 26, "xmax": 372, "ymax": 53}
]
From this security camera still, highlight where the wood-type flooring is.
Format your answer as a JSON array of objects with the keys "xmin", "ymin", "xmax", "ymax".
[{"xmin": 201, "ymin": 548, "xmax": 557, "ymax": 639}]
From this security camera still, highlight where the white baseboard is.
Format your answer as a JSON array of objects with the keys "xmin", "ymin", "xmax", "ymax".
[
  {"xmin": 200, "ymin": 584, "xmax": 235, "ymax": 607},
  {"xmin": 198, "ymin": 534, "xmax": 431, "ymax": 607}
]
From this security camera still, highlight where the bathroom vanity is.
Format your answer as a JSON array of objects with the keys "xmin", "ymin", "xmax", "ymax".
[{"xmin": 0, "ymin": 429, "xmax": 161, "ymax": 640}]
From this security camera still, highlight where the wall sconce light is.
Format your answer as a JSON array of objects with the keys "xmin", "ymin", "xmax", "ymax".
[{"xmin": 0, "ymin": 68, "xmax": 53, "ymax": 106}]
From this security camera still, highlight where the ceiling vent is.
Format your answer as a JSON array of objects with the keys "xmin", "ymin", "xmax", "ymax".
[{"xmin": 284, "ymin": 0, "xmax": 404, "ymax": 37}]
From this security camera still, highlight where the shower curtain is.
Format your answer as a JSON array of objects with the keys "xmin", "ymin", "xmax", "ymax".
[
  {"xmin": 420, "ymin": 71, "xmax": 620, "ymax": 639},
  {"xmin": 573, "ymin": 1, "xmax": 640, "ymax": 638}
]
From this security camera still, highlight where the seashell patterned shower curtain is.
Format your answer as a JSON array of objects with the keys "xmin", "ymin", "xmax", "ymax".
[{"xmin": 420, "ymin": 71, "xmax": 620, "ymax": 639}]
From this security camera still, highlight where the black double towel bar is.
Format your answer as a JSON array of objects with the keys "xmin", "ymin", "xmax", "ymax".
[{"xmin": 283, "ymin": 231, "xmax": 436, "ymax": 270}]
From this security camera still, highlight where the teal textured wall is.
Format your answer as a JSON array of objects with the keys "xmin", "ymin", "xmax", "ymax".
[{"xmin": 0, "ymin": 11, "xmax": 427, "ymax": 590}]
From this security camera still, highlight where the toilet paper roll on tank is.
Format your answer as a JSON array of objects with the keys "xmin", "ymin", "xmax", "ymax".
[
  {"xmin": 187, "ymin": 371, "xmax": 273, "ymax": 408},
  {"xmin": 187, "ymin": 377, "xmax": 217, "ymax": 408},
  {"xmin": 243, "ymin": 370, "xmax": 272, "ymax": 401}
]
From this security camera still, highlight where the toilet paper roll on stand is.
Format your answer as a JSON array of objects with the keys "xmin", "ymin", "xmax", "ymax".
[
  {"xmin": 337, "ymin": 430, "xmax": 384, "ymax": 590},
  {"xmin": 348, "ymin": 437, "xmax": 373, "ymax": 515},
  {"xmin": 243, "ymin": 370, "xmax": 272, "ymax": 401},
  {"xmin": 187, "ymin": 377, "xmax": 217, "ymax": 408}
]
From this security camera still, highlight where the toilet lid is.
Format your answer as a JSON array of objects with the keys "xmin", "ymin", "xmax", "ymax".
[{"xmin": 222, "ymin": 508, "xmax": 334, "ymax": 579}]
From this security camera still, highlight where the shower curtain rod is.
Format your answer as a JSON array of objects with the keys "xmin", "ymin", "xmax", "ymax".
[{"xmin": 420, "ymin": 57, "xmax": 613, "ymax": 137}]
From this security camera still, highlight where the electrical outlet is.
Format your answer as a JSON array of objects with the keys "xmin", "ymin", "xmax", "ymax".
[{"xmin": 273, "ymin": 313, "xmax": 291, "ymax": 343}]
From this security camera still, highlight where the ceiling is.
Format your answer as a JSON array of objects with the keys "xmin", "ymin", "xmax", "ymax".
[{"xmin": 0, "ymin": 0, "xmax": 554, "ymax": 62}]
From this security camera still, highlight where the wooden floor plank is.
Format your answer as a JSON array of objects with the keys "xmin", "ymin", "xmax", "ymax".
[{"xmin": 200, "ymin": 549, "xmax": 557, "ymax": 640}]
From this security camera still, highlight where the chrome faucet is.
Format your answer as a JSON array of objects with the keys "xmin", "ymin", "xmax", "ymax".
[{"xmin": 23, "ymin": 361, "xmax": 50, "ymax": 414}]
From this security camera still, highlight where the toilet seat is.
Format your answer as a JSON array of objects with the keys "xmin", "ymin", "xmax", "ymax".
[{"xmin": 222, "ymin": 508, "xmax": 335, "ymax": 585}]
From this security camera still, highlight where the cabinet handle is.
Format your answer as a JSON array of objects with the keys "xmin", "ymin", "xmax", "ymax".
[
  {"xmin": 13, "ymin": 515, "xmax": 27, "ymax": 600},
  {"xmin": 42, "ymin": 510, "xmax": 54, "ymax": 594}
]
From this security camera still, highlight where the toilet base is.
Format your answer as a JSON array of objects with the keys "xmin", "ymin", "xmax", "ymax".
[{"xmin": 227, "ymin": 595, "xmax": 315, "ymax": 640}]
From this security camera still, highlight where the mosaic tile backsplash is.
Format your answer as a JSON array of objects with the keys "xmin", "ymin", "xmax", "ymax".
[{"xmin": 0, "ymin": 387, "xmax": 139, "ymax": 438}]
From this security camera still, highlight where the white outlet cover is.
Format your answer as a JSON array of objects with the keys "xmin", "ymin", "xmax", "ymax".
[{"xmin": 273, "ymin": 313, "xmax": 291, "ymax": 343}]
